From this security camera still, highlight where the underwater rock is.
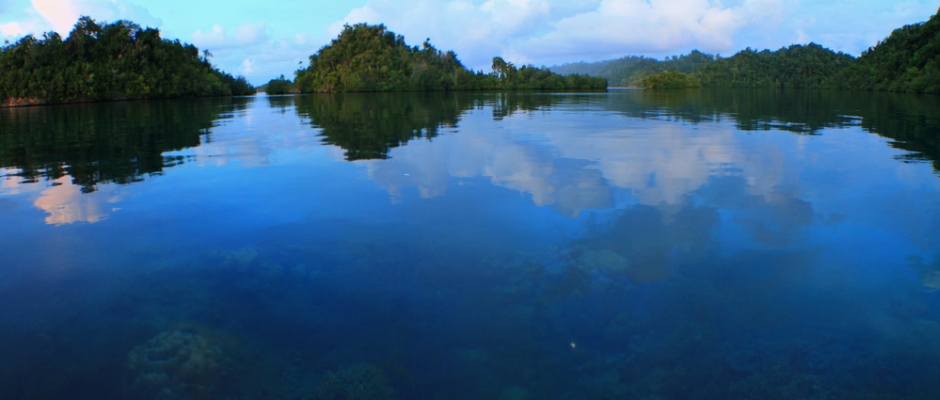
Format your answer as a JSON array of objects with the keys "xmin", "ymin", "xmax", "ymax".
[
  {"xmin": 209, "ymin": 247, "xmax": 259, "ymax": 270},
  {"xmin": 313, "ymin": 363, "xmax": 397, "ymax": 400},
  {"xmin": 126, "ymin": 330, "xmax": 225, "ymax": 400},
  {"xmin": 571, "ymin": 248, "xmax": 631, "ymax": 274}
]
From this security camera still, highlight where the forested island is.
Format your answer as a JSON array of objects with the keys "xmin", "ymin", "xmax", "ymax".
[
  {"xmin": 552, "ymin": 7, "xmax": 940, "ymax": 93},
  {"xmin": 0, "ymin": 17, "xmax": 254, "ymax": 106},
  {"xmin": 283, "ymin": 23, "xmax": 607, "ymax": 93},
  {"xmin": 5, "ymin": 7, "xmax": 940, "ymax": 104}
]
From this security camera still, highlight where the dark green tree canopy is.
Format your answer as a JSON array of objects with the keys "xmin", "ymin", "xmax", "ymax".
[
  {"xmin": 293, "ymin": 23, "xmax": 606, "ymax": 93},
  {"xmin": 263, "ymin": 75, "xmax": 294, "ymax": 95},
  {"xmin": 828, "ymin": 7, "xmax": 940, "ymax": 93},
  {"xmin": 0, "ymin": 16, "xmax": 254, "ymax": 105},
  {"xmin": 695, "ymin": 43, "xmax": 855, "ymax": 88}
]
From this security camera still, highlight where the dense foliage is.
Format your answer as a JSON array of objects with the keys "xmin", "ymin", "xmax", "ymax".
[
  {"xmin": 0, "ymin": 16, "xmax": 254, "ymax": 105},
  {"xmin": 828, "ymin": 8, "xmax": 940, "ymax": 93},
  {"xmin": 641, "ymin": 71, "xmax": 701, "ymax": 89},
  {"xmin": 293, "ymin": 23, "xmax": 606, "ymax": 93},
  {"xmin": 262, "ymin": 75, "xmax": 294, "ymax": 95},
  {"xmin": 551, "ymin": 51, "xmax": 715, "ymax": 87},
  {"xmin": 695, "ymin": 44, "xmax": 855, "ymax": 88}
]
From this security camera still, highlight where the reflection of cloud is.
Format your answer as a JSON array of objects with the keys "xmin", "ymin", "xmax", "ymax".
[
  {"xmin": 577, "ymin": 202, "xmax": 720, "ymax": 282},
  {"xmin": 540, "ymin": 124, "xmax": 745, "ymax": 207},
  {"xmin": 187, "ymin": 104, "xmax": 322, "ymax": 167},
  {"xmin": 365, "ymin": 125, "xmax": 614, "ymax": 217},
  {"xmin": 697, "ymin": 176, "xmax": 814, "ymax": 247},
  {"xmin": 32, "ymin": 177, "xmax": 119, "ymax": 226},
  {"xmin": 1, "ymin": 169, "xmax": 45, "ymax": 197},
  {"xmin": 364, "ymin": 110, "xmax": 767, "ymax": 217}
]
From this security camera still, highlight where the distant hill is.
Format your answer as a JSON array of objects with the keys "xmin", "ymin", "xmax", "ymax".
[
  {"xmin": 550, "ymin": 7, "xmax": 940, "ymax": 94},
  {"xmin": 550, "ymin": 51, "xmax": 715, "ymax": 87}
]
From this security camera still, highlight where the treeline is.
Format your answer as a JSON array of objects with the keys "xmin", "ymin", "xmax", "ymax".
[
  {"xmin": 0, "ymin": 16, "xmax": 254, "ymax": 106},
  {"xmin": 553, "ymin": 7, "xmax": 940, "ymax": 94},
  {"xmin": 291, "ymin": 23, "xmax": 606, "ymax": 93}
]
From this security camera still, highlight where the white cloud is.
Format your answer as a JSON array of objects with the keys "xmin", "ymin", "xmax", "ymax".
[
  {"xmin": 519, "ymin": 0, "xmax": 788, "ymax": 62},
  {"xmin": 333, "ymin": 0, "xmax": 556, "ymax": 70},
  {"xmin": 30, "ymin": 0, "xmax": 161, "ymax": 35},
  {"xmin": 31, "ymin": 0, "xmax": 81, "ymax": 34},
  {"xmin": 0, "ymin": 20, "xmax": 41, "ymax": 38},
  {"xmin": 239, "ymin": 58, "xmax": 256, "ymax": 75},
  {"xmin": 191, "ymin": 22, "xmax": 268, "ymax": 50},
  {"xmin": 332, "ymin": 0, "xmax": 790, "ymax": 69},
  {"xmin": 184, "ymin": 22, "xmax": 321, "ymax": 83}
]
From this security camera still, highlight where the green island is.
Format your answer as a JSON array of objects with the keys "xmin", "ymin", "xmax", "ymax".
[
  {"xmin": 0, "ymin": 17, "xmax": 254, "ymax": 106},
  {"xmin": 553, "ymin": 7, "xmax": 940, "ymax": 92},
  {"xmin": 4, "ymin": 7, "xmax": 940, "ymax": 103},
  {"xmin": 286, "ymin": 23, "xmax": 606, "ymax": 93}
]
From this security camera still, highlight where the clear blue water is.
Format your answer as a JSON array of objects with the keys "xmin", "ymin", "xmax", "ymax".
[{"xmin": 1, "ymin": 90, "xmax": 939, "ymax": 399}]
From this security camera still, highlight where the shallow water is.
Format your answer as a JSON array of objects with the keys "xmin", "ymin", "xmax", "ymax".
[{"xmin": 1, "ymin": 89, "xmax": 939, "ymax": 399}]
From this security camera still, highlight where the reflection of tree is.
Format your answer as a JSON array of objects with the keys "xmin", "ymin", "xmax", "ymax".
[
  {"xmin": 295, "ymin": 92, "xmax": 469, "ymax": 161},
  {"xmin": 482, "ymin": 92, "xmax": 580, "ymax": 121},
  {"xmin": 616, "ymin": 89, "xmax": 940, "ymax": 175},
  {"xmin": 294, "ymin": 92, "xmax": 580, "ymax": 161},
  {"xmin": 266, "ymin": 96, "xmax": 295, "ymax": 114},
  {"xmin": 0, "ymin": 97, "xmax": 248, "ymax": 193}
]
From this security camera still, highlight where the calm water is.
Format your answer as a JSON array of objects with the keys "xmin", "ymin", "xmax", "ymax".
[{"xmin": 1, "ymin": 89, "xmax": 940, "ymax": 399}]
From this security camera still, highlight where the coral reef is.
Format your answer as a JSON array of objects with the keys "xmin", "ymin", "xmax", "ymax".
[
  {"xmin": 125, "ymin": 330, "xmax": 226, "ymax": 400},
  {"xmin": 313, "ymin": 363, "xmax": 397, "ymax": 400}
]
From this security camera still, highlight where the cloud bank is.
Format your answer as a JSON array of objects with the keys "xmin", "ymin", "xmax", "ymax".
[{"xmin": 334, "ymin": 0, "xmax": 791, "ymax": 69}]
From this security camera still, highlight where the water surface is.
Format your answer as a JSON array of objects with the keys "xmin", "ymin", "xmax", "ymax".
[{"xmin": 1, "ymin": 90, "xmax": 940, "ymax": 399}]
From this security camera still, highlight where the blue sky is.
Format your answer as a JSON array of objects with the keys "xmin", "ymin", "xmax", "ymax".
[{"xmin": 2, "ymin": 0, "xmax": 939, "ymax": 85}]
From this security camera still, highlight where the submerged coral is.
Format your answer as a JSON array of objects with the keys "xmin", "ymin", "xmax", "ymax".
[
  {"xmin": 313, "ymin": 363, "xmax": 397, "ymax": 400},
  {"xmin": 908, "ymin": 256, "xmax": 940, "ymax": 292},
  {"xmin": 570, "ymin": 248, "xmax": 631, "ymax": 274},
  {"xmin": 126, "ymin": 330, "xmax": 225, "ymax": 400}
]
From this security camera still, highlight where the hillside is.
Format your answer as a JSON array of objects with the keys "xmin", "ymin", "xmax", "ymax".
[
  {"xmin": 550, "ymin": 7, "xmax": 940, "ymax": 93},
  {"xmin": 0, "ymin": 17, "xmax": 254, "ymax": 106},
  {"xmin": 550, "ymin": 51, "xmax": 715, "ymax": 87},
  {"xmin": 696, "ymin": 44, "xmax": 855, "ymax": 88},
  {"xmin": 829, "ymin": 8, "xmax": 940, "ymax": 93}
]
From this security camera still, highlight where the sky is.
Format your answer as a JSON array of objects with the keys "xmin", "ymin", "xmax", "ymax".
[{"xmin": 2, "ymin": 0, "xmax": 939, "ymax": 85}]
